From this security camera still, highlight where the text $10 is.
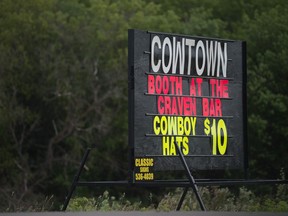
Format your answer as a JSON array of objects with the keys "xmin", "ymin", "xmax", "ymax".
[{"xmin": 204, "ymin": 118, "xmax": 228, "ymax": 155}]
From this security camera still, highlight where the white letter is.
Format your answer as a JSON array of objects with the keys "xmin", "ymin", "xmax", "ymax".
[
  {"xmin": 162, "ymin": 37, "xmax": 172, "ymax": 74},
  {"xmin": 196, "ymin": 40, "xmax": 206, "ymax": 76},
  {"xmin": 185, "ymin": 39, "xmax": 195, "ymax": 75},
  {"xmin": 217, "ymin": 42, "xmax": 227, "ymax": 77},
  {"xmin": 206, "ymin": 41, "xmax": 217, "ymax": 76},
  {"xmin": 151, "ymin": 36, "xmax": 161, "ymax": 72},
  {"xmin": 172, "ymin": 37, "xmax": 185, "ymax": 74}
]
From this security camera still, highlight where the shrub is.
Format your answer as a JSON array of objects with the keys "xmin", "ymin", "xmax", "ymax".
[{"xmin": 66, "ymin": 185, "xmax": 288, "ymax": 212}]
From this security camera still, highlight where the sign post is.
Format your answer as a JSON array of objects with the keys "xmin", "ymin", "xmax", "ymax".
[{"xmin": 175, "ymin": 143, "xmax": 206, "ymax": 211}]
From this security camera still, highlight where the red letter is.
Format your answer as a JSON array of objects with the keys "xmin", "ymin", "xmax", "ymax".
[
  {"xmin": 209, "ymin": 79, "xmax": 216, "ymax": 97},
  {"xmin": 175, "ymin": 77, "xmax": 183, "ymax": 95},
  {"xmin": 155, "ymin": 75, "xmax": 163, "ymax": 94},
  {"xmin": 196, "ymin": 78, "xmax": 203, "ymax": 96},
  {"xmin": 162, "ymin": 76, "xmax": 169, "ymax": 94},
  {"xmin": 215, "ymin": 99, "xmax": 222, "ymax": 116},
  {"xmin": 190, "ymin": 78, "xmax": 196, "ymax": 96},
  {"xmin": 216, "ymin": 80, "xmax": 223, "ymax": 97},
  {"xmin": 157, "ymin": 96, "xmax": 164, "ymax": 114},
  {"xmin": 171, "ymin": 97, "xmax": 177, "ymax": 115},
  {"xmin": 202, "ymin": 98, "xmax": 209, "ymax": 116},
  {"xmin": 164, "ymin": 96, "xmax": 171, "ymax": 114},
  {"xmin": 183, "ymin": 97, "xmax": 190, "ymax": 115},
  {"xmin": 221, "ymin": 80, "xmax": 229, "ymax": 98},
  {"xmin": 177, "ymin": 97, "xmax": 183, "ymax": 115},
  {"xmin": 169, "ymin": 76, "xmax": 176, "ymax": 94},
  {"xmin": 148, "ymin": 75, "xmax": 155, "ymax": 94},
  {"xmin": 209, "ymin": 99, "xmax": 215, "ymax": 116}
]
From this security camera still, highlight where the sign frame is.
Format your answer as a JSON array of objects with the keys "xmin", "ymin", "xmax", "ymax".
[{"xmin": 128, "ymin": 29, "xmax": 248, "ymax": 183}]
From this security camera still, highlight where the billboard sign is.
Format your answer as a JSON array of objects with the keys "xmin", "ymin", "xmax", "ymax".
[{"xmin": 128, "ymin": 29, "xmax": 247, "ymax": 182}]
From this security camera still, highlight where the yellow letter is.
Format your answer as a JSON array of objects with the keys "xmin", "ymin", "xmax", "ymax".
[
  {"xmin": 153, "ymin": 116, "xmax": 160, "ymax": 135},
  {"xmin": 177, "ymin": 117, "xmax": 184, "ymax": 135},
  {"xmin": 183, "ymin": 117, "xmax": 191, "ymax": 135},
  {"xmin": 190, "ymin": 117, "xmax": 197, "ymax": 135},
  {"xmin": 170, "ymin": 136, "xmax": 176, "ymax": 155},
  {"xmin": 162, "ymin": 136, "xmax": 170, "ymax": 155},
  {"xmin": 217, "ymin": 119, "xmax": 227, "ymax": 155},
  {"xmin": 160, "ymin": 116, "xmax": 168, "ymax": 135},
  {"xmin": 182, "ymin": 137, "xmax": 189, "ymax": 155}
]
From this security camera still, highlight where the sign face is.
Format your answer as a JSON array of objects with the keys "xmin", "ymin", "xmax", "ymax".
[{"xmin": 128, "ymin": 29, "xmax": 247, "ymax": 180}]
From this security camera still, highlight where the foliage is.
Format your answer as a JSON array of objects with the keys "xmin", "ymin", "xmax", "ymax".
[
  {"xmin": 3, "ymin": 193, "xmax": 54, "ymax": 212},
  {"xmin": 66, "ymin": 191, "xmax": 150, "ymax": 211},
  {"xmin": 66, "ymin": 185, "xmax": 288, "ymax": 212},
  {"xmin": 0, "ymin": 0, "xmax": 287, "ymax": 212},
  {"xmin": 236, "ymin": 2, "xmax": 288, "ymax": 178}
]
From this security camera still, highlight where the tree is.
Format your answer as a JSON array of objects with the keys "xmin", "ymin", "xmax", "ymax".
[
  {"xmin": 0, "ymin": 0, "xmax": 181, "ymax": 209},
  {"xmin": 236, "ymin": 3, "xmax": 288, "ymax": 178}
]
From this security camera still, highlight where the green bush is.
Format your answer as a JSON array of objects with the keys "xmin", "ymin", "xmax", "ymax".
[
  {"xmin": 66, "ymin": 184, "xmax": 288, "ymax": 212},
  {"xmin": 66, "ymin": 191, "xmax": 154, "ymax": 211},
  {"xmin": 2, "ymin": 194, "xmax": 54, "ymax": 212},
  {"xmin": 4, "ymin": 183, "xmax": 288, "ymax": 212}
]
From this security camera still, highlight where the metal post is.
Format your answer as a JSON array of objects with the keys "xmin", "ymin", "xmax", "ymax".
[
  {"xmin": 62, "ymin": 148, "xmax": 92, "ymax": 211},
  {"xmin": 176, "ymin": 187, "xmax": 189, "ymax": 211},
  {"xmin": 176, "ymin": 144, "xmax": 206, "ymax": 211}
]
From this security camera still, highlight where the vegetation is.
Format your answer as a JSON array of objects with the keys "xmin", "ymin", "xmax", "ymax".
[
  {"xmin": 0, "ymin": 0, "xmax": 287, "ymax": 212},
  {"xmin": 66, "ymin": 184, "xmax": 288, "ymax": 212}
]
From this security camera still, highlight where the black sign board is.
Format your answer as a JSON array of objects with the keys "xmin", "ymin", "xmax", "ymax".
[{"xmin": 128, "ymin": 29, "xmax": 247, "ymax": 181}]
